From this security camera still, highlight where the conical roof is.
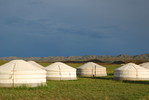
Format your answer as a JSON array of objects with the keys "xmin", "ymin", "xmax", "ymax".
[
  {"xmin": 28, "ymin": 61, "xmax": 44, "ymax": 69},
  {"xmin": 115, "ymin": 63, "xmax": 147, "ymax": 71},
  {"xmin": 45, "ymin": 62, "xmax": 76, "ymax": 71},
  {"xmin": 139, "ymin": 62, "xmax": 149, "ymax": 69},
  {"xmin": 77, "ymin": 62, "xmax": 106, "ymax": 69},
  {"xmin": 0, "ymin": 60, "xmax": 46, "ymax": 73}
]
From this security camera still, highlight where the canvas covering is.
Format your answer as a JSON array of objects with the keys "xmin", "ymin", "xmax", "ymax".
[
  {"xmin": 139, "ymin": 62, "xmax": 149, "ymax": 69},
  {"xmin": 44, "ymin": 62, "xmax": 77, "ymax": 80},
  {"xmin": 77, "ymin": 62, "xmax": 107, "ymax": 77},
  {"xmin": 114, "ymin": 63, "xmax": 149, "ymax": 80},
  {"xmin": 0, "ymin": 60, "xmax": 47, "ymax": 88},
  {"xmin": 28, "ymin": 61, "xmax": 44, "ymax": 69}
]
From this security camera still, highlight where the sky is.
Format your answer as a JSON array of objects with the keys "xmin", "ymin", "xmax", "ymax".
[{"xmin": 0, "ymin": 0, "xmax": 149, "ymax": 57}]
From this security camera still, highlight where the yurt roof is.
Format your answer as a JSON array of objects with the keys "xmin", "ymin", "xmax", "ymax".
[
  {"xmin": 0, "ymin": 60, "xmax": 46, "ymax": 72},
  {"xmin": 28, "ymin": 61, "xmax": 44, "ymax": 69},
  {"xmin": 115, "ymin": 63, "xmax": 148, "ymax": 71},
  {"xmin": 77, "ymin": 62, "xmax": 105, "ymax": 69},
  {"xmin": 45, "ymin": 62, "xmax": 76, "ymax": 71},
  {"xmin": 139, "ymin": 62, "xmax": 149, "ymax": 68}
]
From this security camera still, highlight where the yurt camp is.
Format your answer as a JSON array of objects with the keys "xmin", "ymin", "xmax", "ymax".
[
  {"xmin": 44, "ymin": 62, "xmax": 77, "ymax": 80},
  {"xmin": 139, "ymin": 62, "xmax": 149, "ymax": 69},
  {"xmin": 76, "ymin": 62, "xmax": 107, "ymax": 77},
  {"xmin": 114, "ymin": 63, "xmax": 149, "ymax": 81},
  {"xmin": 28, "ymin": 61, "xmax": 44, "ymax": 69},
  {"xmin": 0, "ymin": 60, "xmax": 47, "ymax": 88}
]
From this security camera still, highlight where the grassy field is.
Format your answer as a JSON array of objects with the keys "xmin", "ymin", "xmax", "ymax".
[{"xmin": 0, "ymin": 62, "xmax": 149, "ymax": 100}]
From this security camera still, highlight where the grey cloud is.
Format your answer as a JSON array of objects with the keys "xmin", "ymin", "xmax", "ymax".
[
  {"xmin": 26, "ymin": 0, "xmax": 43, "ymax": 5},
  {"xmin": 0, "ymin": 0, "xmax": 149, "ymax": 56}
]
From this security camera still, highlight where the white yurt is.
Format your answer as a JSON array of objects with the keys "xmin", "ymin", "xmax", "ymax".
[
  {"xmin": 76, "ymin": 62, "xmax": 107, "ymax": 77},
  {"xmin": 114, "ymin": 63, "xmax": 149, "ymax": 81},
  {"xmin": 0, "ymin": 60, "xmax": 47, "ymax": 88},
  {"xmin": 139, "ymin": 62, "xmax": 149, "ymax": 69},
  {"xmin": 28, "ymin": 61, "xmax": 44, "ymax": 69},
  {"xmin": 44, "ymin": 62, "xmax": 77, "ymax": 80}
]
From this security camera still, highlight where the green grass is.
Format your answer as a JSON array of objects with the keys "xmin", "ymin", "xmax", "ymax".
[
  {"xmin": 0, "ymin": 78, "xmax": 149, "ymax": 100},
  {"xmin": 0, "ymin": 60, "xmax": 8, "ymax": 65},
  {"xmin": 0, "ymin": 61, "xmax": 149, "ymax": 100}
]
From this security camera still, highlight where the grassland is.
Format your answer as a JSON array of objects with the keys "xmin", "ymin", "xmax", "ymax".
[{"xmin": 0, "ymin": 62, "xmax": 149, "ymax": 100}]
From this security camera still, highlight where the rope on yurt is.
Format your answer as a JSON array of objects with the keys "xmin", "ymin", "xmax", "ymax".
[
  {"xmin": 69, "ymin": 72, "xmax": 71, "ymax": 80},
  {"xmin": 12, "ymin": 63, "xmax": 16, "ymax": 87},
  {"xmin": 132, "ymin": 64, "xmax": 138, "ymax": 78},
  {"xmin": 58, "ymin": 65, "xmax": 62, "ymax": 80},
  {"xmin": 94, "ymin": 65, "xmax": 97, "ymax": 80},
  {"xmin": 92, "ymin": 65, "xmax": 94, "ymax": 78}
]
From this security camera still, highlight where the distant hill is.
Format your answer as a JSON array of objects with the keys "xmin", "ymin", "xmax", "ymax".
[{"xmin": 0, "ymin": 54, "xmax": 149, "ymax": 64}]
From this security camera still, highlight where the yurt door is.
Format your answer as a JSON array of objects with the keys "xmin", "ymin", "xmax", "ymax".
[{"xmin": 92, "ymin": 65, "xmax": 96, "ymax": 78}]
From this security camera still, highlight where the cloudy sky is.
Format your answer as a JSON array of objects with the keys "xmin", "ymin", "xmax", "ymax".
[{"xmin": 0, "ymin": 0, "xmax": 149, "ymax": 57}]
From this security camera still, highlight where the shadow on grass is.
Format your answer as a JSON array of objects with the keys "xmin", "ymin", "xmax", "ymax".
[
  {"xmin": 92, "ymin": 73, "xmax": 114, "ymax": 80},
  {"xmin": 78, "ymin": 73, "xmax": 114, "ymax": 80},
  {"xmin": 92, "ymin": 77, "xmax": 113, "ymax": 80},
  {"xmin": 123, "ymin": 80, "xmax": 149, "ymax": 85}
]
